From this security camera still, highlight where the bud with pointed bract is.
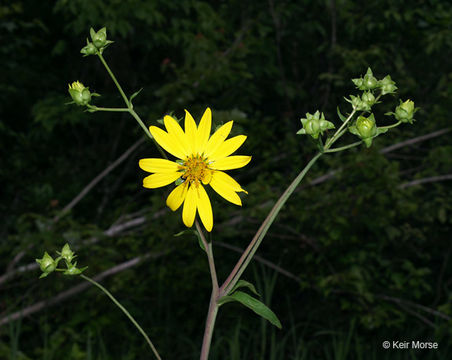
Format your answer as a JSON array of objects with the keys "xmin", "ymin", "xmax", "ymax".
[
  {"xmin": 68, "ymin": 81, "xmax": 92, "ymax": 106},
  {"xmin": 352, "ymin": 68, "xmax": 379, "ymax": 91},
  {"xmin": 297, "ymin": 111, "xmax": 335, "ymax": 139},
  {"xmin": 36, "ymin": 252, "xmax": 58, "ymax": 278},
  {"xmin": 81, "ymin": 40, "xmax": 97, "ymax": 56},
  {"xmin": 379, "ymin": 75, "xmax": 397, "ymax": 95},
  {"xmin": 90, "ymin": 27, "xmax": 107, "ymax": 49},
  {"xmin": 57, "ymin": 243, "xmax": 76, "ymax": 263},
  {"xmin": 394, "ymin": 99, "xmax": 417, "ymax": 124},
  {"xmin": 349, "ymin": 114, "xmax": 379, "ymax": 147}
]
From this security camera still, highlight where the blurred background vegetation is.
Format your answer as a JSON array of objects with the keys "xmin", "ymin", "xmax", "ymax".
[{"xmin": 1, "ymin": 0, "xmax": 451, "ymax": 359}]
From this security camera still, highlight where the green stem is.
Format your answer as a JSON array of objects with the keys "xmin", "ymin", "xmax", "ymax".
[
  {"xmin": 80, "ymin": 274, "xmax": 162, "ymax": 360},
  {"xmin": 97, "ymin": 52, "xmax": 130, "ymax": 107},
  {"xmin": 325, "ymin": 140, "xmax": 362, "ymax": 153},
  {"xmin": 97, "ymin": 53, "xmax": 167, "ymax": 160},
  {"xmin": 196, "ymin": 221, "xmax": 220, "ymax": 360},
  {"xmin": 196, "ymin": 221, "xmax": 219, "ymax": 291},
  {"xmin": 88, "ymin": 105, "xmax": 129, "ymax": 112},
  {"xmin": 200, "ymin": 292, "xmax": 219, "ymax": 360},
  {"xmin": 220, "ymin": 152, "xmax": 323, "ymax": 296},
  {"xmin": 128, "ymin": 108, "xmax": 167, "ymax": 159},
  {"xmin": 324, "ymin": 107, "xmax": 357, "ymax": 150},
  {"xmin": 379, "ymin": 121, "xmax": 401, "ymax": 130}
]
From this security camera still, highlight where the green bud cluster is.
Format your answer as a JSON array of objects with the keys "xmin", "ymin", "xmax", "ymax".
[
  {"xmin": 346, "ymin": 91, "xmax": 377, "ymax": 111},
  {"xmin": 81, "ymin": 27, "xmax": 113, "ymax": 56},
  {"xmin": 297, "ymin": 111, "xmax": 335, "ymax": 139},
  {"xmin": 352, "ymin": 68, "xmax": 398, "ymax": 96},
  {"xmin": 36, "ymin": 243, "xmax": 87, "ymax": 279}
]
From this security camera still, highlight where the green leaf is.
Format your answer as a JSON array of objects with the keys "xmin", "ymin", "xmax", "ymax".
[
  {"xmin": 129, "ymin": 88, "xmax": 143, "ymax": 104},
  {"xmin": 174, "ymin": 230, "xmax": 205, "ymax": 252},
  {"xmin": 337, "ymin": 106, "xmax": 347, "ymax": 122},
  {"xmin": 218, "ymin": 291, "xmax": 282, "ymax": 329},
  {"xmin": 230, "ymin": 280, "xmax": 260, "ymax": 296}
]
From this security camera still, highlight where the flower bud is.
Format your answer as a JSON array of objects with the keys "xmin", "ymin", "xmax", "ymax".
[
  {"xmin": 352, "ymin": 68, "xmax": 378, "ymax": 91},
  {"xmin": 379, "ymin": 75, "xmax": 397, "ymax": 95},
  {"xmin": 361, "ymin": 91, "xmax": 376, "ymax": 107},
  {"xmin": 346, "ymin": 95, "xmax": 365, "ymax": 110},
  {"xmin": 81, "ymin": 41, "xmax": 97, "ymax": 56},
  {"xmin": 58, "ymin": 243, "xmax": 76, "ymax": 263},
  {"xmin": 394, "ymin": 99, "xmax": 416, "ymax": 124},
  {"xmin": 356, "ymin": 115, "xmax": 377, "ymax": 138},
  {"xmin": 363, "ymin": 68, "xmax": 378, "ymax": 90},
  {"xmin": 297, "ymin": 111, "xmax": 335, "ymax": 139},
  {"xmin": 68, "ymin": 81, "xmax": 92, "ymax": 106},
  {"xmin": 90, "ymin": 27, "xmax": 107, "ymax": 49},
  {"xmin": 36, "ymin": 252, "xmax": 57, "ymax": 278},
  {"xmin": 349, "ymin": 114, "xmax": 377, "ymax": 147}
]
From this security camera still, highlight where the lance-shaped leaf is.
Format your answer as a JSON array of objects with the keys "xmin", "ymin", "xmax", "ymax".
[
  {"xmin": 229, "ymin": 280, "xmax": 260, "ymax": 297},
  {"xmin": 129, "ymin": 88, "xmax": 143, "ymax": 105},
  {"xmin": 218, "ymin": 291, "xmax": 282, "ymax": 329},
  {"xmin": 337, "ymin": 106, "xmax": 348, "ymax": 122},
  {"xmin": 174, "ymin": 229, "xmax": 205, "ymax": 252}
]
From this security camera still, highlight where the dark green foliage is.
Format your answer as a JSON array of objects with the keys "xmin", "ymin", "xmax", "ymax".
[{"xmin": 1, "ymin": 0, "xmax": 451, "ymax": 358}]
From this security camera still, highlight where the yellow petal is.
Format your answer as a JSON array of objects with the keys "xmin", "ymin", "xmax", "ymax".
[
  {"xmin": 204, "ymin": 121, "xmax": 233, "ymax": 158},
  {"xmin": 209, "ymin": 135, "xmax": 247, "ymax": 160},
  {"xmin": 182, "ymin": 184, "xmax": 197, "ymax": 228},
  {"xmin": 184, "ymin": 109, "xmax": 197, "ymax": 154},
  {"xmin": 211, "ymin": 170, "xmax": 246, "ymax": 193},
  {"xmin": 210, "ymin": 155, "xmax": 251, "ymax": 170},
  {"xmin": 197, "ymin": 185, "xmax": 213, "ymax": 232},
  {"xmin": 166, "ymin": 182, "xmax": 188, "ymax": 211},
  {"xmin": 143, "ymin": 172, "xmax": 181, "ymax": 189},
  {"xmin": 197, "ymin": 108, "xmax": 212, "ymax": 154},
  {"xmin": 139, "ymin": 158, "xmax": 180, "ymax": 173},
  {"xmin": 163, "ymin": 115, "xmax": 190, "ymax": 156},
  {"xmin": 210, "ymin": 172, "xmax": 243, "ymax": 206},
  {"xmin": 149, "ymin": 126, "xmax": 186, "ymax": 159},
  {"xmin": 201, "ymin": 169, "xmax": 213, "ymax": 185}
]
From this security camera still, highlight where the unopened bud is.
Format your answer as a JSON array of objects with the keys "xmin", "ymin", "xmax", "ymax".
[{"xmin": 68, "ymin": 81, "xmax": 92, "ymax": 106}]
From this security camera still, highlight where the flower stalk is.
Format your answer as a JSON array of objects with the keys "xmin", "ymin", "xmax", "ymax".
[
  {"xmin": 196, "ymin": 220, "xmax": 220, "ymax": 360},
  {"xmin": 81, "ymin": 274, "xmax": 162, "ymax": 360}
]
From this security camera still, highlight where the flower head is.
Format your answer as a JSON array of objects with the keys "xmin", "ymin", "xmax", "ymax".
[{"xmin": 139, "ymin": 108, "xmax": 251, "ymax": 231}]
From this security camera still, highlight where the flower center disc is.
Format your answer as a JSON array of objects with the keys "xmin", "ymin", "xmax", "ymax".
[{"xmin": 181, "ymin": 155, "xmax": 212, "ymax": 184}]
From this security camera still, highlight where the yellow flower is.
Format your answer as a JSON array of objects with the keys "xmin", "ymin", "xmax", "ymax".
[{"xmin": 139, "ymin": 108, "xmax": 251, "ymax": 232}]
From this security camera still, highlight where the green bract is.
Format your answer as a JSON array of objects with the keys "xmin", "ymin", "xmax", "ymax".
[
  {"xmin": 297, "ymin": 111, "xmax": 335, "ymax": 139},
  {"xmin": 64, "ymin": 262, "xmax": 88, "ymax": 276}
]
